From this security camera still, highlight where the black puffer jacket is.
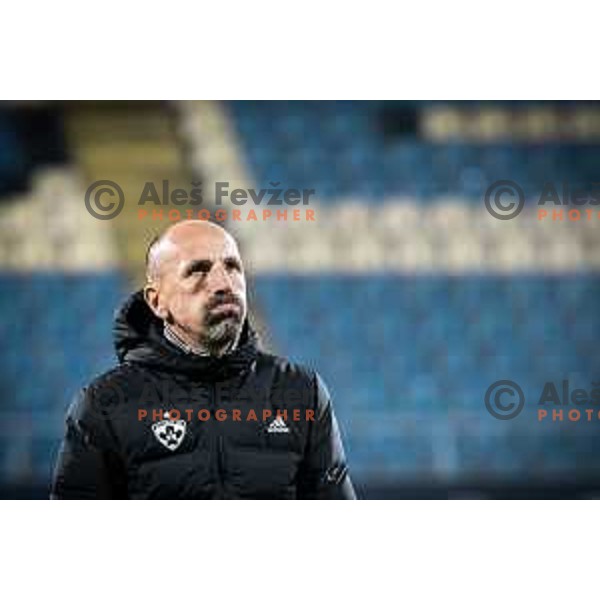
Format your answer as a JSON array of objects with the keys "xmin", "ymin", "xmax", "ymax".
[{"xmin": 51, "ymin": 291, "xmax": 355, "ymax": 499}]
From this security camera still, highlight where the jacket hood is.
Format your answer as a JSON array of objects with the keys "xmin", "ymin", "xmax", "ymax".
[{"xmin": 113, "ymin": 290, "xmax": 259, "ymax": 381}]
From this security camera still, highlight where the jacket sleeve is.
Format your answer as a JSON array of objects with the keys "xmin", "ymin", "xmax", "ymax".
[
  {"xmin": 51, "ymin": 387, "xmax": 127, "ymax": 499},
  {"xmin": 297, "ymin": 372, "xmax": 356, "ymax": 499}
]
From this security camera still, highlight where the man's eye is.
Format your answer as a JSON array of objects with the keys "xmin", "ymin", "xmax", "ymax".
[
  {"xmin": 225, "ymin": 259, "xmax": 242, "ymax": 271},
  {"xmin": 186, "ymin": 263, "xmax": 211, "ymax": 277}
]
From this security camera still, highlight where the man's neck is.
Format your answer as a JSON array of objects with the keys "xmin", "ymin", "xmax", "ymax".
[{"xmin": 163, "ymin": 323, "xmax": 238, "ymax": 358}]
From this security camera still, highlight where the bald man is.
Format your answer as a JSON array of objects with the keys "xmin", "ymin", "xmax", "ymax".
[{"xmin": 51, "ymin": 221, "xmax": 356, "ymax": 499}]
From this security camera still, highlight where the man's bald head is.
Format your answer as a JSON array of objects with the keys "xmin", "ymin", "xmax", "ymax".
[
  {"xmin": 146, "ymin": 221, "xmax": 240, "ymax": 284},
  {"xmin": 143, "ymin": 220, "xmax": 247, "ymax": 356}
]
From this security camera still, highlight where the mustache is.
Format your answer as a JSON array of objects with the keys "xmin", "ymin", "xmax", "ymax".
[{"xmin": 206, "ymin": 292, "xmax": 244, "ymax": 312}]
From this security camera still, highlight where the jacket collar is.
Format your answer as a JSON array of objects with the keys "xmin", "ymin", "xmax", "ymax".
[{"xmin": 113, "ymin": 290, "xmax": 259, "ymax": 381}]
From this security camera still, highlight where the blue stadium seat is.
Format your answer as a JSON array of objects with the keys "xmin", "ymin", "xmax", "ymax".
[
  {"xmin": 0, "ymin": 273, "xmax": 127, "ymax": 481},
  {"xmin": 255, "ymin": 274, "xmax": 600, "ymax": 479},
  {"xmin": 227, "ymin": 102, "xmax": 600, "ymax": 202}
]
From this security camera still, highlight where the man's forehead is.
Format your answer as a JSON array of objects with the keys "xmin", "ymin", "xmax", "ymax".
[
  {"xmin": 156, "ymin": 228, "xmax": 240, "ymax": 272},
  {"xmin": 172, "ymin": 232, "xmax": 240, "ymax": 261},
  {"xmin": 147, "ymin": 222, "xmax": 242, "ymax": 281}
]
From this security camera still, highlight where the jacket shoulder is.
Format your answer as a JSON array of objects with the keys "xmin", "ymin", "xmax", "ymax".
[
  {"xmin": 87, "ymin": 361, "xmax": 145, "ymax": 388},
  {"xmin": 256, "ymin": 351, "xmax": 317, "ymax": 383},
  {"xmin": 68, "ymin": 362, "xmax": 147, "ymax": 425},
  {"xmin": 255, "ymin": 351, "xmax": 327, "ymax": 408}
]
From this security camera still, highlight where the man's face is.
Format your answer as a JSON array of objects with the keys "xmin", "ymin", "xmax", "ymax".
[{"xmin": 148, "ymin": 226, "xmax": 247, "ymax": 351}]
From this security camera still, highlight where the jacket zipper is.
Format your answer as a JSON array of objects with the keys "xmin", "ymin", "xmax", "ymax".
[
  {"xmin": 217, "ymin": 435, "xmax": 225, "ymax": 497},
  {"xmin": 209, "ymin": 383, "xmax": 225, "ymax": 497}
]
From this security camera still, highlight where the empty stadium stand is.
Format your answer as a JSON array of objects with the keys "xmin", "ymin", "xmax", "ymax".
[{"xmin": 223, "ymin": 100, "xmax": 600, "ymax": 495}]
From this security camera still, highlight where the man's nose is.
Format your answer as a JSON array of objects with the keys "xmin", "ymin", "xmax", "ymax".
[{"xmin": 208, "ymin": 263, "xmax": 233, "ymax": 293}]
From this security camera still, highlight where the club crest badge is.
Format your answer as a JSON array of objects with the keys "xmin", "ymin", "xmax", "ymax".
[{"xmin": 152, "ymin": 411, "xmax": 187, "ymax": 451}]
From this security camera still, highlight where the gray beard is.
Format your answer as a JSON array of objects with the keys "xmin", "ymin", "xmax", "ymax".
[
  {"xmin": 199, "ymin": 318, "xmax": 242, "ymax": 356},
  {"xmin": 163, "ymin": 319, "xmax": 242, "ymax": 357}
]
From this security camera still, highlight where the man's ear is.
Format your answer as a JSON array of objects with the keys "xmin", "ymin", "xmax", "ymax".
[{"xmin": 144, "ymin": 284, "xmax": 168, "ymax": 321}]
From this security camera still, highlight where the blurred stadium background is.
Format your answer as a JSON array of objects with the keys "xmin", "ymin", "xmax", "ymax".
[{"xmin": 1, "ymin": 100, "xmax": 600, "ymax": 499}]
